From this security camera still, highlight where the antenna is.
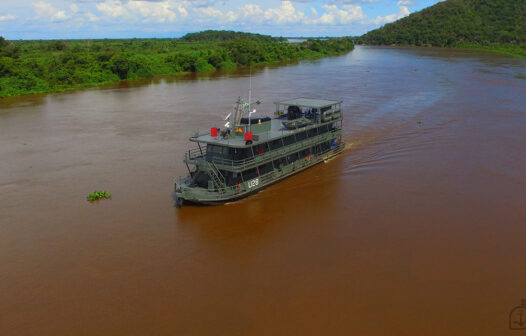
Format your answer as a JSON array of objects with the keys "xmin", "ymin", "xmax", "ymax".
[{"xmin": 248, "ymin": 67, "xmax": 253, "ymax": 133}]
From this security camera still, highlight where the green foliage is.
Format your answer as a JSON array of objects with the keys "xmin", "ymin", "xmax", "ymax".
[
  {"xmin": 0, "ymin": 57, "xmax": 14, "ymax": 76},
  {"xmin": 0, "ymin": 36, "xmax": 7, "ymax": 49},
  {"xmin": 180, "ymin": 30, "xmax": 283, "ymax": 42},
  {"xmin": 0, "ymin": 33, "xmax": 354, "ymax": 98},
  {"xmin": 87, "ymin": 190, "xmax": 112, "ymax": 202},
  {"xmin": 357, "ymin": 0, "xmax": 526, "ymax": 57},
  {"xmin": 110, "ymin": 53, "xmax": 131, "ymax": 79}
]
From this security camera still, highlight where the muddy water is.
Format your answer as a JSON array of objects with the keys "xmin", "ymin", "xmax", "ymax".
[{"xmin": 1, "ymin": 46, "xmax": 526, "ymax": 335}]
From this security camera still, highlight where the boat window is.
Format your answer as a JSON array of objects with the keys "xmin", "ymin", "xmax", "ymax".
[
  {"xmin": 296, "ymin": 131, "xmax": 307, "ymax": 141},
  {"xmin": 318, "ymin": 125, "xmax": 329, "ymax": 134},
  {"xmin": 273, "ymin": 157, "xmax": 287, "ymax": 169},
  {"xmin": 206, "ymin": 144, "xmax": 232, "ymax": 159},
  {"xmin": 207, "ymin": 145, "xmax": 221, "ymax": 154},
  {"xmin": 221, "ymin": 170, "xmax": 242, "ymax": 186},
  {"xmin": 253, "ymin": 143, "xmax": 269, "ymax": 155},
  {"xmin": 242, "ymin": 168, "xmax": 258, "ymax": 180},
  {"xmin": 231, "ymin": 148, "xmax": 241, "ymax": 161},
  {"xmin": 283, "ymin": 135, "xmax": 295, "ymax": 146},
  {"xmin": 231, "ymin": 147, "xmax": 253, "ymax": 161},
  {"xmin": 320, "ymin": 141, "xmax": 331, "ymax": 152},
  {"xmin": 287, "ymin": 152, "xmax": 299, "ymax": 163},
  {"xmin": 258, "ymin": 163, "xmax": 273, "ymax": 175},
  {"xmin": 307, "ymin": 128, "xmax": 318, "ymax": 137},
  {"xmin": 269, "ymin": 139, "xmax": 283, "ymax": 150}
]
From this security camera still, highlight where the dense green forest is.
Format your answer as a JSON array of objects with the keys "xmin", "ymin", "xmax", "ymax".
[
  {"xmin": 357, "ymin": 0, "xmax": 526, "ymax": 58},
  {"xmin": 0, "ymin": 32, "xmax": 354, "ymax": 98},
  {"xmin": 180, "ymin": 30, "xmax": 285, "ymax": 42}
]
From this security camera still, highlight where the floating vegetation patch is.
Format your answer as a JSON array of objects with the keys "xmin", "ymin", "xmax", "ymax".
[{"xmin": 87, "ymin": 190, "xmax": 112, "ymax": 202}]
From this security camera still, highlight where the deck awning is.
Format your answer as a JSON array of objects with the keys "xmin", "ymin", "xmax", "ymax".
[{"xmin": 273, "ymin": 98, "xmax": 342, "ymax": 109}]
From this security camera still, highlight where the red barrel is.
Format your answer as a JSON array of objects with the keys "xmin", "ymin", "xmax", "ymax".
[
  {"xmin": 245, "ymin": 131, "xmax": 253, "ymax": 141},
  {"xmin": 211, "ymin": 127, "xmax": 218, "ymax": 137}
]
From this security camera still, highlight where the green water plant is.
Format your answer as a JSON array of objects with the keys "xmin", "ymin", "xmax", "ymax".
[{"xmin": 87, "ymin": 190, "xmax": 112, "ymax": 202}]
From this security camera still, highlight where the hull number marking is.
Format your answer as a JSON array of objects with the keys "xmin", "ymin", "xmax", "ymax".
[{"xmin": 248, "ymin": 178, "xmax": 259, "ymax": 189}]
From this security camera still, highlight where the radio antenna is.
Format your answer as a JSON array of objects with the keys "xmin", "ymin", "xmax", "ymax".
[
  {"xmin": 248, "ymin": 67, "xmax": 253, "ymax": 133},
  {"xmin": 248, "ymin": 67, "xmax": 252, "ymax": 108}
]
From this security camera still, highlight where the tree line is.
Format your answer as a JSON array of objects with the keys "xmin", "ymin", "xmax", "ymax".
[
  {"xmin": 0, "ymin": 32, "xmax": 354, "ymax": 98},
  {"xmin": 356, "ymin": 0, "xmax": 525, "ymax": 57}
]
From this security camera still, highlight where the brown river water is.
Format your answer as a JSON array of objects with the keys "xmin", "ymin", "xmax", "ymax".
[{"xmin": 1, "ymin": 46, "xmax": 526, "ymax": 335}]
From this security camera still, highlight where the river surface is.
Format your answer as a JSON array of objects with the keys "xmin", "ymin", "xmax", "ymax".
[{"xmin": 1, "ymin": 46, "xmax": 526, "ymax": 335}]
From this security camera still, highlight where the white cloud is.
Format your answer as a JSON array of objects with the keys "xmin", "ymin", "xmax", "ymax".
[
  {"xmin": 127, "ymin": 1, "xmax": 178, "ymax": 23},
  {"xmin": 371, "ymin": 2, "xmax": 410, "ymax": 25},
  {"xmin": 95, "ymin": 0, "xmax": 187, "ymax": 22},
  {"xmin": 85, "ymin": 12, "xmax": 100, "ymax": 21},
  {"xmin": 192, "ymin": 1, "xmax": 369, "ymax": 27},
  {"xmin": 313, "ymin": 4, "xmax": 364, "ymax": 24},
  {"xmin": 33, "ymin": 1, "xmax": 73, "ymax": 22},
  {"xmin": 238, "ymin": 3, "xmax": 264, "ymax": 20},
  {"xmin": 329, "ymin": 0, "xmax": 380, "ymax": 3},
  {"xmin": 196, "ymin": 6, "xmax": 225, "ymax": 21},
  {"xmin": 0, "ymin": 14, "xmax": 16, "ymax": 21},
  {"xmin": 96, "ymin": 0, "xmax": 128, "ymax": 18},
  {"xmin": 196, "ymin": 1, "xmax": 306, "ymax": 25},
  {"xmin": 263, "ymin": 1, "xmax": 306, "ymax": 24}
]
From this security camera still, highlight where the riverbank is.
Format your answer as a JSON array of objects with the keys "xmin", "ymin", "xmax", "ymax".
[
  {"xmin": 454, "ymin": 43, "xmax": 526, "ymax": 59},
  {"xmin": 356, "ymin": 43, "xmax": 526, "ymax": 60},
  {"xmin": 0, "ymin": 36, "xmax": 354, "ymax": 98}
]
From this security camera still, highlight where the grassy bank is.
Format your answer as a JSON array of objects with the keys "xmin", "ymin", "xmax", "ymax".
[
  {"xmin": 453, "ymin": 43, "xmax": 526, "ymax": 59},
  {"xmin": 0, "ymin": 33, "xmax": 354, "ymax": 98}
]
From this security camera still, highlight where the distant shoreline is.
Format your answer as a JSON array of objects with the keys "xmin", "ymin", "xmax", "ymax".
[{"xmin": 0, "ymin": 35, "xmax": 354, "ymax": 99}]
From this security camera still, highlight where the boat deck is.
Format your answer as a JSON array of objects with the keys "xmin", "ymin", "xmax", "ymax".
[{"xmin": 191, "ymin": 118, "xmax": 315, "ymax": 147}]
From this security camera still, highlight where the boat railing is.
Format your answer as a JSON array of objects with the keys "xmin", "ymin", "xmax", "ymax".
[
  {"xmin": 185, "ymin": 128, "xmax": 341, "ymax": 170},
  {"xmin": 274, "ymin": 107, "xmax": 341, "ymax": 119},
  {"xmin": 207, "ymin": 141, "xmax": 344, "ymax": 196},
  {"xmin": 185, "ymin": 146, "xmax": 207, "ymax": 161}
]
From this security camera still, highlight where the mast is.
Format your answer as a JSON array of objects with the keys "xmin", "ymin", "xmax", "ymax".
[{"xmin": 248, "ymin": 67, "xmax": 252, "ymax": 133}]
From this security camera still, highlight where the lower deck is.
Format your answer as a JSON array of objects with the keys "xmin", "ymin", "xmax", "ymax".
[{"xmin": 174, "ymin": 141, "xmax": 344, "ymax": 205}]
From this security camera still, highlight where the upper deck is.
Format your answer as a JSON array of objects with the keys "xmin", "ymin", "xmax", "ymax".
[
  {"xmin": 274, "ymin": 98, "xmax": 342, "ymax": 109},
  {"xmin": 190, "ymin": 97, "xmax": 343, "ymax": 148}
]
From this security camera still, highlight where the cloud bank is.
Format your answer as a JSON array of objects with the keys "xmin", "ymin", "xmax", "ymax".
[{"xmin": 0, "ymin": 0, "xmax": 440, "ymax": 38}]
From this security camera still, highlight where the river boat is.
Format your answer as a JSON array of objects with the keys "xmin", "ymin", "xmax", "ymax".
[{"xmin": 173, "ymin": 97, "xmax": 344, "ymax": 207}]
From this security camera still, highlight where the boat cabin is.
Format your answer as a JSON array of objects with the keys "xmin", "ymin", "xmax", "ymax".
[{"xmin": 182, "ymin": 97, "xmax": 343, "ymax": 191}]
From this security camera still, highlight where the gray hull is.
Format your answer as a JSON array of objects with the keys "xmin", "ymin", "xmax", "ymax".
[{"xmin": 174, "ymin": 143, "xmax": 343, "ymax": 206}]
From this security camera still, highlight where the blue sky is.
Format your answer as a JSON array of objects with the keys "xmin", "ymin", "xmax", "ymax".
[{"xmin": 0, "ymin": 0, "xmax": 442, "ymax": 39}]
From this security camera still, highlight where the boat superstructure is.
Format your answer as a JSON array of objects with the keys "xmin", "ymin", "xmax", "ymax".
[{"xmin": 173, "ymin": 97, "xmax": 344, "ymax": 206}]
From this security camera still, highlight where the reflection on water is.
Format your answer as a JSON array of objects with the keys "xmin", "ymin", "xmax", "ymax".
[{"xmin": 1, "ymin": 46, "xmax": 526, "ymax": 335}]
